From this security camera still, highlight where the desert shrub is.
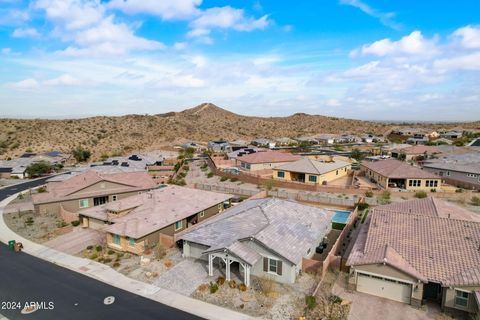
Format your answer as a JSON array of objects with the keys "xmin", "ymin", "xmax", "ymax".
[
  {"xmin": 414, "ymin": 191, "xmax": 428, "ymax": 199},
  {"xmin": 26, "ymin": 161, "xmax": 52, "ymax": 178},
  {"xmin": 164, "ymin": 260, "xmax": 173, "ymax": 268},
  {"xmin": 71, "ymin": 220, "xmax": 80, "ymax": 227},
  {"xmin": 103, "ymin": 258, "xmax": 112, "ymax": 263},
  {"xmin": 117, "ymin": 253, "xmax": 124, "ymax": 258},
  {"xmin": 86, "ymin": 245, "xmax": 93, "ymax": 250},
  {"xmin": 17, "ymin": 193, "xmax": 24, "ymax": 200},
  {"xmin": 328, "ymin": 295, "xmax": 343, "ymax": 304},
  {"xmin": 25, "ymin": 217, "xmax": 34, "ymax": 225},
  {"xmin": 56, "ymin": 221, "xmax": 67, "ymax": 228},
  {"xmin": 430, "ymin": 188, "xmax": 437, "ymax": 192},
  {"xmin": 377, "ymin": 190, "xmax": 391, "ymax": 204},
  {"xmin": 471, "ymin": 196, "xmax": 480, "ymax": 206},
  {"xmin": 361, "ymin": 210, "xmax": 369, "ymax": 224},
  {"xmin": 72, "ymin": 146, "xmax": 91, "ymax": 162},
  {"xmin": 95, "ymin": 245, "xmax": 102, "ymax": 252},
  {"xmin": 90, "ymin": 253, "xmax": 98, "ymax": 260},
  {"xmin": 365, "ymin": 190, "xmax": 374, "ymax": 198},
  {"xmin": 97, "ymin": 257, "xmax": 104, "ymax": 263},
  {"xmin": 209, "ymin": 282, "xmax": 219, "ymax": 294},
  {"xmin": 220, "ymin": 176, "xmax": 228, "ymax": 182},
  {"xmin": 155, "ymin": 245, "xmax": 166, "ymax": 260},
  {"xmin": 305, "ymin": 295, "xmax": 317, "ymax": 310},
  {"xmin": 216, "ymin": 276, "xmax": 225, "ymax": 286},
  {"xmin": 258, "ymin": 276, "xmax": 276, "ymax": 297},
  {"xmin": 230, "ymin": 177, "xmax": 239, "ymax": 182},
  {"xmin": 228, "ymin": 280, "xmax": 237, "ymax": 289},
  {"xmin": 455, "ymin": 188, "xmax": 464, "ymax": 193},
  {"xmin": 37, "ymin": 186, "xmax": 47, "ymax": 193},
  {"xmin": 113, "ymin": 262, "xmax": 120, "ymax": 268},
  {"xmin": 239, "ymin": 283, "xmax": 247, "ymax": 292},
  {"xmin": 198, "ymin": 284, "xmax": 209, "ymax": 292},
  {"xmin": 357, "ymin": 202, "xmax": 369, "ymax": 210},
  {"xmin": 207, "ymin": 172, "xmax": 214, "ymax": 178},
  {"xmin": 107, "ymin": 250, "xmax": 115, "ymax": 255}
]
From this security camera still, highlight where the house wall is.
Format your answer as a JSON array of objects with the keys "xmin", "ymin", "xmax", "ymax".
[
  {"xmin": 0, "ymin": 172, "xmax": 11, "ymax": 179},
  {"xmin": 238, "ymin": 160, "xmax": 296, "ymax": 171},
  {"xmin": 443, "ymin": 286, "xmax": 480, "ymax": 314},
  {"xmin": 361, "ymin": 166, "xmax": 389, "ymax": 189},
  {"xmin": 273, "ymin": 165, "xmax": 350, "ymax": 185},
  {"xmin": 183, "ymin": 241, "xmax": 209, "ymax": 260},
  {"xmin": 404, "ymin": 178, "xmax": 442, "ymax": 191},
  {"xmin": 423, "ymin": 167, "xmax": 480, "ymax": 189},
  {"xmin": 106, "ymin": 232, "xmax": 144, "ymax": 255},
  {"xmin": 82, "ymin": 216, "xmax": 107, "ymax": 230}
]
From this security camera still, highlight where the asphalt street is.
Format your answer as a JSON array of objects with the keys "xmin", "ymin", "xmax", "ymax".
[{"xmin": 0, "ymin": 178, "xmax": 202, "ymax": 320}]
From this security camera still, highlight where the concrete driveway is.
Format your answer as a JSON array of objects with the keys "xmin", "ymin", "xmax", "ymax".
[{"xmin": 43, "ymin": 227, "xmax": 104, "ymax": 254}]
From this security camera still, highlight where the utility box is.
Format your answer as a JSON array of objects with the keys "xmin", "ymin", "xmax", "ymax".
[{"xmin": 8, "ymin": 240, "xmax": 15, "ymax": 250}]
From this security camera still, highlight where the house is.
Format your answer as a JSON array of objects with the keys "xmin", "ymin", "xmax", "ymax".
[
  {"xmin": 406, "ymin": 135, "xmax": 429, "ymax": 145},
  {"xmin": 439, "ymin": 131, "xmax": 463, "ymax": 140},
  {"xmin": 226, "ymin": 148, "xmax": 257, "ymax": 160},
  {"xmin": 315, "ymin": 134, "xmax": 336, "ymax": 144},
  {"xmin": 391, "ymin": 145, "xmax": 442, "ymax": 161},
  {"xmin": 391, "ymin": 128, "xmax": 427, "ymax": 137},
  {"xmin": 103, "ymin": 154, "xmax": 164, "ymax": 169},
  {"xmin": 236, "ymin": 150, "xmax": 302, "ymax": 171},
  {"xmin": 32, "ymin": 170, "xmax": 157, "ymax": 216},
  {"xmin": 0, "ymin": 151, "xmax": 68, "ymax": 179},
  {"xmin": 295, "ymin": 136, "xmax": 319, "ymax": 145},
  {"xmin": 422, "ymin": 153, "xmax": 480, "ymax": 190},
  {"xmin": 273, "ymin": 158, "xmax": 351, "ymax": 185},
  {"xmin": 180, "ymin": 197, "xmax": 334, "ymax": 286},
  {"xmin": 347, "ymin": 198, "xmax": 480, "ymax": 316},
  {"xmin": 251, "ymin": 138, "xmax": 273, "ymax": 148},
  {"xmin": 360, "ymin": 159, "xmax": 442, "ymax": 190},
  {"xmin": 208, "ymin": 140, "xmax": 232, "ymax": 153},
  {"xmin": 229, "ymin": 140, "xmax": 250, "ymax": 151},
  {"xmin": 79, "ymin": 186, "xmax": 232, "ymax": 254},
  {"xmin": 275, "ymin": 137, "xmax": 297, "ymax": 146}
]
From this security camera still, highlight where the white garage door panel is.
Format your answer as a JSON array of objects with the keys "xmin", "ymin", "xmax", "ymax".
[{"xmin": 357, "ymin": 273, "xmax": 412, "ymax": 303}]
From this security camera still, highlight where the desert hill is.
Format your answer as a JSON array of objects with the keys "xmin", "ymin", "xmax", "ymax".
[{"xmin": 0, "ymin": 103, "xmax": 478, "ymax": 160}]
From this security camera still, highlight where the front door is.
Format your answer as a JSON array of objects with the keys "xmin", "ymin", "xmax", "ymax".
[{"xmin": 423, "ymin": 282, "xmax": 442, "ymax": 302}]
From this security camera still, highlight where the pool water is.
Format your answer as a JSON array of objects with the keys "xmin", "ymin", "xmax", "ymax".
[{"xmin": 332, "ymin": 210, "xmax": 351, "ymax": 224}]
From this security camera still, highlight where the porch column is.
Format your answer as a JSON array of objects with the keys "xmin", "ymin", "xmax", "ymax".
[
  {"xmin": 226, "ymin": 255, "xmax": 231, "ymax": 281},
  {"xmin": 208, "ymin": 254, "xmax": 213, "ymax": 276},
  {"xmin": 246, "ymin": 266, "xmax": 250, "ymax": 287},
  {"xmin": 243, "ymin": 263, "xmax": 248, "ymax": 286}
]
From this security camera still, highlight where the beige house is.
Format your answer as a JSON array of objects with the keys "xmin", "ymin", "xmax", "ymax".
[
  {"xmin": 347, "ymin": 198, "xmax": 480, "ymax": 316},
  {"xmin": 360, "ymin": 159, "xmax": 442, "ymax": 191},
  {"xmin": 79, "ymin": 186, "xmax": 232, "ymax": 254},
  {"xmin": 236, "ymin": 150, "xmax": 301, "ymax": 171},
  {"xmin": 273, "ymin": 158, "xmax": 351, "ymax": 185},
  {"xmin": 391, "ymin": 145, "xmax": 442, "ymax": 161},
  {"xmin": 32, "ymin": 170, "xmax": 157, "ymax": 216}
]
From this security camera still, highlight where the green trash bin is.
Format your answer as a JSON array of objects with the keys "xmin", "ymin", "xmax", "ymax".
[{"xmin": 8, "ymin": 240, "xmax": 16, "ymax": 250}]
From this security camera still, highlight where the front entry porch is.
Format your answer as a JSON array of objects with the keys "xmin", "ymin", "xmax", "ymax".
[{"xmin": 208, "ymin": 252, "xmax": 252, "ymax": 286}]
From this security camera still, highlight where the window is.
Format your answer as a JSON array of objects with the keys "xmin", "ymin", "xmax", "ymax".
[
  {"xmin": 174, "ymin": 220, "xmax": 183, "ymax": 231},
  {"xmin": 455, "ymin": 290, "xmax": 469, "ymax": 308},
  {"xmin": 128, "ymin": 237, "xmax": 135, "ymax": 247},
  {"xmin": 112, "ymin": 195, "xmax": 118, "ymax": 201},
  {"xmin": 245, "ymin": 163, "xmax": 251, "ymax": 170},
  {"xmin": 308, "ymin": 175, "xmax": 317, "ymax": 183},
  {"xmin": 425, "ymin": 180, "xmax": 439, "ymax": 187},
  {"xmin": 269, "ymin": 258, "xmax": 278, "ymax": 274},
  {"xmin": 409, "ymin": 179, "xmax": 421, "ymax": 187},
  {"xmin": 199, "ymin": 210, "xmax": 205, "ymax": 218},
  {"xmin": 446, "ymin": 171, "xmax": 450, "ymax": 176},
  {"xmin": 112, "ymin": 234, "xmax": 120, "ymax": 245},
  {"xmin": 79, "ymin": 199, "xmax": 89, "ymax": 208},
  {"xmin": 277, "ymin": 171, "xmax": 285, "ymax": 178},
  {"xmin": 94, "ymin": 196, "xmax": 108, "ymax": 206}
]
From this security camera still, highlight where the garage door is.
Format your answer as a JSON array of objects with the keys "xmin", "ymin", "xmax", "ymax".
[{"xmin": 357, "ymin": 272, "xmax": 412, "ymax": 303}]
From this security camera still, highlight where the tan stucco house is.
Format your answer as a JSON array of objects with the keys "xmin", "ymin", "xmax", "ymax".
[
  {"xmin": 273, "ymin": 158, "xmax": 351, "ymax": 185},
  {"xmin": 360, "ymin": 159, "xmax": 442, "ymax": 191},
  {"xmin": 32, "ymin": 170, "xmax": 157, "ymax": 216},
  {"xmin": 347, "ymin": 198, "xmax": 480, "ymax": 316},
  {"xmin": 236, "ymin": 150, "xmax": 301, "ymax": 171},
  {"xmin": 78, "ymin": 185, "xmax": 232, "ymax": 254}
]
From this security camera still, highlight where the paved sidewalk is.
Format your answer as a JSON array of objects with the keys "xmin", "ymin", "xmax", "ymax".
[{"xmin": 0, "ymin": 191, "xmax": 254, "ymax": 320}]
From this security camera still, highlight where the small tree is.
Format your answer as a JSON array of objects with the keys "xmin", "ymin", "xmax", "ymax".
[
  {"xmin": 72, "ymin": 146, "xmax": 91, "ymax": 162},
  {"xmin": 414, "ymin": 191, "xmax": 428, "ymax": 199},
  {"xmin": 25, "ymin": 161, "xmax": 52, "ymax": 178},
  {"xmin": 471, "ymin": 196, "xmax": 480, "ymax": 206},
  {"xmin": 350, "ymin": 148, "xmax": 364, "ymax": 161}
]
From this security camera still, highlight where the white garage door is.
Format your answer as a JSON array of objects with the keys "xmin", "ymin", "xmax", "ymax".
[{"xmin": 357, "ymin": 272, "xmax": 412, "ymax": 303}]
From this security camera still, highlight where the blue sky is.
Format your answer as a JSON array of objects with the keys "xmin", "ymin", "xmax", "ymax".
[{"xmin": 0, "ymin": 0, "xmax": 479, "ymax": 121}]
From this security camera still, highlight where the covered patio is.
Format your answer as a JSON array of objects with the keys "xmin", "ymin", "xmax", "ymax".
[{"xmin": 207, "ymin": 251, "xmax": 253, "ymax": 286}]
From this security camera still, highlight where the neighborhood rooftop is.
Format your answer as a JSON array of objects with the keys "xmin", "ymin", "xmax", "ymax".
[
  {"xmin": 361, "ymin": 159, "xmax": 438, "ymax": 179},
  {"xmin": 235, "ymin": 150, "xmax": 301, "ymax": 164},
  {"xmin": 82, "ymin": 185, "xmax": 232, "ymax": 239},
  {"xmin": 180, "ymin": 197, "xmax": 333, "ymax": 265},
  {"xmin": 275, "ymin": 158, "xmax": 351, "ymax": 175}
]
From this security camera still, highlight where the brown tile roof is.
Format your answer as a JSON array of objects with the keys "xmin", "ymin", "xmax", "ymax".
[
  {"xmin": 360, "ymin": 159, "xmax": 438, "ymax": 179},
  {"xmin": 401, "ymin": 145, "xmax": 441, "ymax": 155},
  {"xmin": 372, "ymin": 197, "xmax": 480, "ymax": 222},
  {"xmin": 237, "ymin": 150, "xmax": 301, "ymax": 164},
  {"xmin": 347, "ymin": 210, "xmax": 480, "ymax": 286},
  {"xmin": 92, "ymin": 186, "xmax": 232, "ymax": 239},
  {"xmin": 274, "ymin": 158, "xmax": 351, "ymax": 175},
  {"xmin": 32, "ymin": 170, "xmax": 156, "ymax": 204}
]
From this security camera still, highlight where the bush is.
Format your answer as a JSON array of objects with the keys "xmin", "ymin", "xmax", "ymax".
[
  {"xmin": 37, "ymin": 186, "xmax": 47, "ymax": 193},
  {"xmin": 230, "ymin": 177, "xmax": 238, "ymax": 182},
  {"xmin": 430, "ymin": 188, "xmax": 437, "ymax": 192},
  {"xmin": 305, "ymin": 295, "xmax": 317, "ymax": 310},
  {"xmin": 228, "ymin": 280, "xmax": 237, "ymax": 289},
  {"xmin": 25, "ymin": 217, "xmax": 34, "ymax": 225},
  {"xmin": 95, "ymin": 245, "xmax": 102, "ymax": 252},
  {"xmin": 365, "ymin": 191, "xmax": 373, "ymax": 198},
  {"xmin": 113, "ymin": 262, "xmax": 120, "ymax": 268},
  {"xmin": 72, "ymin": 146, "xmax": 91, "ymax": 162},
  {"xmin": 414, "ymin": 191, "xmax": 428, "ymax": 198},
  {"xmin": 90, "ymin": 253, "xmax": 98, "ymax": 260},
  {"xmin": 455, "ymin": 188, "xmax": 464, "ymax": 193},
  {"xmin": 97, "ymin": 257, "xmax": 104, "ymax": 263},
  {"xmin": 56, "ymin": 221, "xmax": 67, "ymax": 228},
  {"xmin": 71, "ymin": 220, "xmax": 81, "ymax": 227},
  {"xmin": 216, "ymin": 276, "xmax": 225, "ymax": 286},
  {"xmin": 26, "ymin": 161, "xmax": 52, "ymax": 178},
  {"xmin": 107, "ymin": 250, "xmax": 115, "ymax": 255},
  {"xmin": 328, "ymin": 295, "xmax": 343, "ymax": 304},
  {"xmin": 17, "ymin": 193, "xmax": 24, "ymax": 200},
  {"xmin": 471, "ymin": 196, "xmax": 480, "ymax": 206},
  {"xmin": 239, "ymin": 283, "xmax": 247, "ymax": 292},
  {"xmin": 86, "ymin": 245, "xmax": 93, "ymax": 250},
  {"xmin": 207, "ymin": 172, "xmax": 214, "ymax": 178},
  {"xmin": 103, "ymin": 258, "xmax": 112, "ymax": 263},
  {"xmin": 361, "ymin": 210, "xmax": 369, "ymax": 224},
  {"xmin": 220, "ymin": 176, "xmax": 228, "ymax": 182},
  {"xmin": 209, "ymin": 282, "xmax": 219, "ymax": 294},
  {"xmin": 357, "ymin": 202, "xmax": 369, "ymax": 210},
  {"xmin": 155, "ymin": 245, "xmax": 166, "ymax": 260}
]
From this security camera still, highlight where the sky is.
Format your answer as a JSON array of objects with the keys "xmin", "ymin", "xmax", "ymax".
[{"xmin": 0, "ymin": 0, "xmax": 479, "ymax": 121}]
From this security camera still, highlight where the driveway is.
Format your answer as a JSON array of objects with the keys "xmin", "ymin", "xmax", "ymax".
[
  {"xmin": 43, "ymin": 227, "xmax": 104, "ymax": 254},
  {"xmin": 332, "ymin": 275, "xmax": 443, "ymax": 320}
]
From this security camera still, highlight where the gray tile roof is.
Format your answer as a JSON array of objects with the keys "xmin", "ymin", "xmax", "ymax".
[
  {"xmin": 275, "ymin": 158, "xmax": 351, "ymax": 175},
  {"xmin": 180, "ymin": 198, "xmax": 333, "ymax": 265}
]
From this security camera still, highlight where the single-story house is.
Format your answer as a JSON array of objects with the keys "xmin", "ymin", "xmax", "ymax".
[
  {"xmin": 103, "ymin": 154, "xmax": 164, "ymax": 169},
  {"xmin": 391, "ymin": 145, "xmax": 442, "ymax": 161},
  {"xmin": 32, "ymin": 170, "xmax": 157, "ymax": 216},
  {"xmin": 347, "ymin": 198, "xmax": 480, "ymax": 316},
  {"xmin": 180, "ymin": 198, "xmax": 334, "ymax": 286},
  {"xmin": 423, "ymin": 153, "xmax": 480, "ymax": 190},
  {"xmin": 236, "ymin": 150, "xmax": 302, "ymax": 171},
  {"xmin": 251, "ymin": 138, "xmax": 275, "ymax": 148},
  {"xmin": 360, "ymin": 159, "xmax": 442, "ymax": 190},
  {"xmin": 439, "ymin": 131, "xmax": 463, "ymax": 140},
  {"xmin": 273, "ymin": 158, "xmax": 351, "ymax": 185},
  {"xmin": 208, "ymin": 140, "xmax": 232, "ymax": 153},
  {"xmin": 275, "ymin": 137, "xmax": 297, "ymax": 146},
  {"xmin": 79, "ymin": 185, "xmax": 232, "ymax": 254}
]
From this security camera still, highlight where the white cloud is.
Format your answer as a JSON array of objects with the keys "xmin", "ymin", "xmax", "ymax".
[
  {"xmin": 173, "ymin": 42, "xmax": 188, "ymax": 50},
  {"xmin": 352, "ymin": 31, "xmax": 438, "ymax": 57},
  {"xmin": 434, "ymin": 52, "xmax": 480, "ymax": 71},
  {"xmin": 107, "ymin": 0, "xmax": 201, "ymax": 20},
  {"xmin": 12, "ymin": 27, "xmax": 40, "ymax": 38},
  {"xmin": 35, "ymin": 0, "xmax": 105, "ymax": 30},
  {"xmin": 2, "ymin": 48, "xmax": 12, "ymax": 54},
  {"xmin": 9, "ymin": 78, "xmax": 40, "ymax": 90},
  {"xmin": 452, "ymin": 25, "xmax": 480, "ymax": 49},
  {"xmin": 43, "ymin": 74, "xmax": 82, "ymax": 86},
  {"xmin": 187, "ymin": 6, "xmax": 269, "ymax": 39},
  {"xmin": 8, "ymin": 74, "xmax": 82, "ymax": 90},
  {"xmin": 339, "ymin": 0, "xmax": 401, "ymax": 30}
]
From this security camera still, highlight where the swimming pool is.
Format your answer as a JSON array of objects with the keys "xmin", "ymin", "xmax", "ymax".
[{"xmin": 331, "ymin": 210, "xmax": 351, "ymax": 224}]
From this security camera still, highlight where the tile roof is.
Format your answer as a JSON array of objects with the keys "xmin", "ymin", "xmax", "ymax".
[
  {"xmin": 274, "ymin": 158, "xmax": 350, "ymax": 175},
  {"xmin": 361, "ymin": 159, "xmax": 438, "ymax": 179},
  {"xmin": 32, "ymin": 170, "xmax": 156, "ymax": 204},
  {"xmin": 180, "ymin": 198, "xmax": 333, "ymax": 265},
  {"xmin": 236, "ymin": 151, "xmax": 301, "ymax": 164},
  {"xmin": 347, "ymin": 209, "xmax": 480, "ymax": 286},
  {"xmin": 401, "ymin": 145, "xmax": 441, "ymax": 155},
  {"xmin": 89, "ymin": 186, "xmax": 232, "ymax": 239}
]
